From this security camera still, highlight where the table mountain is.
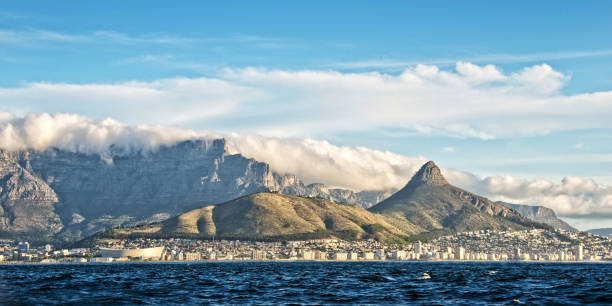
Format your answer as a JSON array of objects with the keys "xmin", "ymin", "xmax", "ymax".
[
  {"xmin": 587, "ymin": 228, "xmax": 612, "ymax": 239},
  {"xmin": 98, "ymin": 192, "xmax": 416, "ymax": 243},
  {"xmin": 497, "ymin": 201, "xmax": 578, "ymax": 232},
  {"xmin": 0, "ymin": 139, "xmax": 388, "ymax": 243},
  {"xmin": 369, "ymin": 161, "xmax": 548, "ymax": 237}
]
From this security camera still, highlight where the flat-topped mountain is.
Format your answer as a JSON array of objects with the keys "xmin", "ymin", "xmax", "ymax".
[
  {"xmin": 587, "ymin": 228, "xmax": 612, "ymax": 239},
  {"xmin": 369, "ymin": 161, "xmax": 547, "ymax": 236},
  {"xmin": 0, "ymin": 139, "xmax": 388, "ymax": 243},
  {"xmin": 100, "ymin": 192, "xmax": 417, "ymax": 242},
  {"xmin": 497, "ymin": 201, "xmax": 578, "ymax": 232}
]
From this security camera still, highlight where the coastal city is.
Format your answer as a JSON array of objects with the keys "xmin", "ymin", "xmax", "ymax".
[{"xmin": 1, "ymin": 229, "xmax": 610, "ymax": 263}]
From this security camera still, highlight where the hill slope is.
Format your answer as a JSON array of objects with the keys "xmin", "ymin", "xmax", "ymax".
[
  {"xmin": 106, "ymin": 193, "xmax": 418, "ymax": 242},
  {"xmin": 497, "ymin": 201, "xmax": 578, "ymax": 232},
  {"xmin": 369, "ymin": 161, "xmax": 548, "ymax": 236}
]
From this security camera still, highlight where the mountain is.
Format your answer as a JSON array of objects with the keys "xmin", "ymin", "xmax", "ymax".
[
  {"xmin": 497, "ymin": 201, "xmax": 578, "ymax": 232},
  {"xmin": 0, "ymin": 139, "xmax": 388, "ymax": 243},
  {"xmin": 95, "ymin": 192, "xmax": 417, "ymax": 243},
  {"xmin": 587, "ymin": 228, "xmax": 612, "ymax": 239},
  {"xmin": 369, "ymin": 161, "xmax": 548, "ymax": 237}
]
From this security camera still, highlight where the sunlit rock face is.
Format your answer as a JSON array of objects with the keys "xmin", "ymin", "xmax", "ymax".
[{"xmin": 0, "ymin": 139, "xmax": 387, "ymax": 242}]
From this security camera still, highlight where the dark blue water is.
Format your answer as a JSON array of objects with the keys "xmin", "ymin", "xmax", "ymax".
[{"xmin": 0, "ymin": 262, "xmax": 610, "ymax": 305}]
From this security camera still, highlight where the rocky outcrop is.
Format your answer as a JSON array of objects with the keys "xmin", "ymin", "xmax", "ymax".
[
  {"xmin": 0, "ymin": 152, "xmax": 63, "ymax": 240},
  {"xmin": 497, "ymin": 202, "xmax": 578, "ymax": 232},
  {"xmin": 0, "ymin": 139, "xmax": 389, "ymax": 242}
]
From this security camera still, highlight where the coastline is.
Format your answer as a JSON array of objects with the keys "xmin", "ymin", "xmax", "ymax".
[{"xmin": 2, "ymin": 259, "xmax": 610, "ymax": 265}]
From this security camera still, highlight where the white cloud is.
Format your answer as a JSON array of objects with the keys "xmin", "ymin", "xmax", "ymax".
[
  {"xmin": 332, "ymin": 50, "xmax": 612, "ymax": 69},
  {"xmin": 442, "ymin": 146, "xmax": 456, "ymax": 153},
  {"xmin": 0, "ymin": 112, "xmax": 610, "ymax": 221},
  {"xmin": 1, "ymin": 62, "xmax": 611, "ymax": 139},
  {"xmin": 449, "ymin": 173, "xmax": 612, "ymax": 219}
]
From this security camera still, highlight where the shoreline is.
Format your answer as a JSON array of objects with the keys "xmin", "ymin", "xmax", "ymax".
[{"xmin": 2, "ymin": 259, "xmax": 610, "ymax": 265}]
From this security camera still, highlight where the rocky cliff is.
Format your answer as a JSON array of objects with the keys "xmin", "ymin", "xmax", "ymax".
[
  {"xmin": 497, "ymin": 201, "xmax": 578, "ymax": 232},
  {"xmin": 0, "ymin": 139, "xmax": 388, "ymax": 243}
]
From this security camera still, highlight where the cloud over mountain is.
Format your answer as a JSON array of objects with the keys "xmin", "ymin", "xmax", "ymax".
[{"xmin": 0, "ymin": 112, "xmax": 610, "ymax": 220}]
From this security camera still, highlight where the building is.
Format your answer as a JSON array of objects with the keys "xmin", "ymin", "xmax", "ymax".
[
  {"xmin": 577, "ymin": 244, "xmax": 584, "ymax": 261},
  {"xmin": 414, "ymin": 241, "xmax": 422, "ymax": 254},
  {"xmin": 392, "ymin": 250, "xmax": 405, "ymax": 260},
  {"xmin": 302, "ymin": 250, "xmax": 314, "ymax": 260},
  {"xmin": 455, "ymin": 247, "xmax": 465, "ymax": 260},
  {"xmin": 333, "ymin": 252, "xmax": 348, "ymax": 260},
  {"xmin": 375, "ymin": 249, "xmax": 385, "ymax": 260},
  {"xmin": 363, "ymin": 252, "xmax": 374, "ymax": 260},
  {"xmin": 185, "ymin": 252, "xmax": 202, "ymax": 261},
  {"xmin": 251, "ymin": 250, "xmax": 266, "ymax": 260},
  {"xmin": 91, "ymin": 257, "xmax": 114, "ymax": 263},
  {"xmin": 99, "ymin": 246, "xmax": 164, "ymax": 259},
  {"xmin": 18, "ymin": 242, "xmax": 30, "ymax": 253}
]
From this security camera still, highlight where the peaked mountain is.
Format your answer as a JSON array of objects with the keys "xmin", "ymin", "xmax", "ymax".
[
  {"xmin": 497, "ymin": 201, "xmax": 578, "ymax": 232},
  {"xmin": 369, "ymin": 161, "xmax": 547, "ymax": 236},
  {"xmin": 0, "ymin": 139, "xmax": 388, "ymax": 243},
  {"xmin": 96, "ymin": 192, "xmax": 416, "ymax": 243}
]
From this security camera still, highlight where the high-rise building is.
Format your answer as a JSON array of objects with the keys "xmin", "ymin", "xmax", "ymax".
[
  {"xmin": 375, "ymin": 249, "xmax": 385, "ymax": 260},
  {"xmin": 577, "ymin": 244, "xmax": 584, "ymax": 261},
  {"xmin": 18, "ymin": 242, "xmax": 30, "ymax": 253},
  {"xmin": 455, "ymin": 247, "xmax": 465, "ymax": 260},
  {"xmin": 413, "ymin": 241, "xmax": 422, "ymax": 254}
]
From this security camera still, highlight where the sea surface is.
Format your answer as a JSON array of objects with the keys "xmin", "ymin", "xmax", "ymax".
[{"xmin": 0, "ymin": 261, "xmax": 610, "ymax": 305}]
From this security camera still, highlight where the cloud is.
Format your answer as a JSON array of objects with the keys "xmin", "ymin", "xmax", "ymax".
[
  {"xmin": 3, "ymin": 62, "xmax": 608, "ymax": 139},
  {"xmin": 2, "ymin": 62, "xmax": 611, "ymax": 141},
  {"xmin": 448, "ymin": 172, "xmax": 612, "ymax": 219},
  {"xmin": 332, "ymin": 50, "xmax": 612, "ymax": 69},
  {"xmin": 0, "ymin": 112, "xmax": 610, "ymax": 221},
  {"xmin": 0, "ymin": 112, "xmax": 209, "ymax": 154},
  {"xmin": 225, "ymin": 134, "xmax": 427, "ymax": 190},
  {"xmin": 441, "ymin": 147, "xmax": 456, "ymax": 153},
  {"xmin": 0, "ymin": 29, "xmax": 198, "ymax": 47}
]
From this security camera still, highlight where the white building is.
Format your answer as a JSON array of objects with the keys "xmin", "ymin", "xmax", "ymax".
[
  {"xmin": 333, "ymin": 252, "xmax": 348, "ymax": 260},
  {"xmin": 91, "ymin": 257, "xmax": 114, "ymax": 263},
  {"xmin": 99, "ymin": 246, "xmax": 164, "ymax": 259},
  {"xmin": 455, "ymin": 247, "xmax": 465, "ymax": 260}
]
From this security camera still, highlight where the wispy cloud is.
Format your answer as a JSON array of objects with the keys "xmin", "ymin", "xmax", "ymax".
[
  {"xmin": 0, "ymin": 28, "xmax": 292, "ymax": 49},
  {"xmin": 0, "ymin": 29, "xmax": 199, "ymax": 47},
  {"xmin": 333, "ymin": 50, "xmax": 612, "ymax": 70}
]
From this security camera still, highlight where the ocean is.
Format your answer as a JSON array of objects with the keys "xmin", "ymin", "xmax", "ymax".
[{"xmin": 0, "ymin": 262, "xmax": 610, "ymax": 304}]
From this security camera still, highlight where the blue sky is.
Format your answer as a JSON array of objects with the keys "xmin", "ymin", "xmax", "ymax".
[{"xmin": 1, "ymin": 1, "xmax": 611, "ymax": 228}]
